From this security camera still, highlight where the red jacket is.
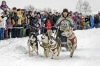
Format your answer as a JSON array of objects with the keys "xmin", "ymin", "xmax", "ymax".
[{"xmin": 46, "ymin": 19, "xmax": 52, "ymax": 30}]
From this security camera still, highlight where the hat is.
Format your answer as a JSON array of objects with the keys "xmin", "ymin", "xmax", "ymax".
[
  {"xmin": 37, "ymin": 12, "xmax": 40, "ymax": 14},
  {"xmin": 34, "ymin": 12, "xmax": 37, "ymax": 14},
  {"xmin": 13, "ymin": 7, "xmax": 16, "ymax": 10},
  {"xmin": 63, "ymin": 8, "xmax": 68, "ymax": 13}
]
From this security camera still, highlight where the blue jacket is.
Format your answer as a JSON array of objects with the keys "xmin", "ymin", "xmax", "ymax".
[
  {"xmin": 30, "ymin": 16, "xmax": 38, "ymax": 27},
  {"xmin": 90, "ymin": 16, "xmax": 94, "ymax": 28},
  {"xmin": 41, "ymin": 14, "xmax": 46, "ymax": 24}
]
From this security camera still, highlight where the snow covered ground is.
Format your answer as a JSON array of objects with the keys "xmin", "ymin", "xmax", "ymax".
[{"xmin": 0, "ymin": 28, "xmax": 100, "ymax": 66}]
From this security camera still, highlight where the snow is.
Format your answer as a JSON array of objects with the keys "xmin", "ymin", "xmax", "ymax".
[{"xmin": 0, "ymin": 28, "xmax": 100, "ymax": 66}]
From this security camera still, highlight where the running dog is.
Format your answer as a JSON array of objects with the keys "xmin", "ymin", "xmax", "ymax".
[
  {"xmin": 61, "ymin": 27, "xmax": 77, "ymax": 58},
  {"xmin": 49, "ymin": 36, "xmax": 61, "ymax": 59},
  {"xmin": 40, "ymin": 33, "xmax": 50, "ymax": 58},
  {"xmin": 27, "ymin": 33, "xmax": 38, "ymax": 55}
]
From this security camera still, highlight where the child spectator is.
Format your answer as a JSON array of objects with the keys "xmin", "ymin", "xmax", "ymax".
[
  {"xmin": 81, "ymin": 19, "xmax": 86, "ymax": 30},
  {"xmin": 46, "ymin": 18, "xmax": 52, "ymax": 39}
]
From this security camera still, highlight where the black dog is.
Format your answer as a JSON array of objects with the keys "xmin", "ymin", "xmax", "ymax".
[{"xmin": 27, "ymin": 33, "xmax": 38, "ymax": 55}]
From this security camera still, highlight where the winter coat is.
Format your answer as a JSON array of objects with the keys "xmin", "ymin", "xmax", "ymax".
[
  {"xmin": 0, "ymin": 17, "xmax": 7, "ymax": 28},
  {"xmin": 81, "ymin": 20, "xmax": 86, "ymax": 29},
  {"xmin": 6, "ymin": 17, "xmax": 12, "ymax": 29},
  {"xmin": 41, "ymin": 14, "xmax": 46, "ymax": 24},
  {"xmin": 85, "ymin": 17, "xmax": 90, "ymax": 24},
  {"xmin": 94, "ymin": 16, "xmax": 100, "ymax": 24},
  {"xmin": 46, "ymin": 19, "xmax": 52, "ymax": 30},
  {"xmin": 86, "ymin": 21, "xmax": 90, "ymax": 26},
  {"xmin": 1, "ymin": 5, "xmax": 8, "ymax": 9},
  {"xmin": 11, "ymin": 12, "xmax": 19, "ymax": 25},
  {"xmin": 0, "ymin": 9, "xmax": 7, "ymax": 28},
  {"xmin": 90, "ymin": 16, "xmax": 94, "ymax": 28},
  {"xmin": 0, "ymin": 9, "xmax": 3, "ymax": 22},
  {"xmin": 0, "ymin": 9, "xmax": 3, "ymax": 16},
  {"xmin": 56, "ymin": 16, "xmax": 74, "ymax": 31},
  {"xmin": 53, "ymin": 15, "xmax": 60, "ymax": 24},
  {"xmin": 30, "ymin": 16, "xmax": 38, "ymax": 27},
  {"xmin": 81, "ymin": 20, "xmax": 86, "ymax": 26},
  {"xmin": 48, "ymin": 15, "xmax": 54, "ymax": 26},
  {"xmin": 17, "ymin": 11, "xmax": 22, "ymax": 25}
]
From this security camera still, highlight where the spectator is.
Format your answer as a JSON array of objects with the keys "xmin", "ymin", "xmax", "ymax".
[
  {"xmin": 53, "ymin": 12, "xmax": 60, "ymax": 32},
  {"xmin": 2, "ymin": 5, "xmax": 9, "ymax": 39},
  {"xmin": 11, "ymin": 7, "xmax": 19, "ymax": 38},
  {"xmin": 17, "ymin": 9, "xmax": 23, "ymax": 37},
  {"xmin": 53, "ymin": 12, "xmax": 60, "ymax": 24},
  {"xmin": 6, "ymin": 8, "xmax": 12, "ymax": 38},
  {"xmin": 89, "ymin": 15, "xmax": 94, "ymax": 28},
  {"xmin": 48, "ymin": 12, "xmax": 54, "ymax": 31},
  {"xmin": 1, "ymin": 1, "xmax": 8, "ymax": 10},
  {"xmin": 81, "ymin": 18, "xmax": 86, "ymax": 30},
  {"xmin": 85, "ymin": 16, "xmax": 91, "ymax": 29},
  {"xmin": 26, "ymin": 14, "xmax": 31, "ymax": 36},
  {"xmin": 46, "ymin": 17, "xmax": 52, "ymax": 39},
  {"xmin": 41, "ymin": 11, "xmax": 46, "ymax": 34},
  {"xmin": 0, "ymin": 8, "xmax": 7, "ymax": 40},
  {"xmin": 94, "ymin": 14, "xmax": 100, "ymax": 28}
]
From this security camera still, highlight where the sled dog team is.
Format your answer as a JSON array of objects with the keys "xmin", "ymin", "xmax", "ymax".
[{"xmin": 27, "ymin": 26, "xmax": 77, "ymax": 59}]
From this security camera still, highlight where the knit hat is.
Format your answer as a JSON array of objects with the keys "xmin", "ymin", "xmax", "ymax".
[{"xmin": 63, "ymin": 8, "xmax": 68, "ymax": 13}]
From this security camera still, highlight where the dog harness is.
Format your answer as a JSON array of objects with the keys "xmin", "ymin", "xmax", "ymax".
[
  {"xmin": 69, "ymin": 37, "xmax": 76, "ymax": 46},
  {"xmin": 42, "ymin": 42, "xmax": 50, "ymax": 48},
  {"xmin": 50, "ymin": 43, "xmax": 58, "ymax": 52}
]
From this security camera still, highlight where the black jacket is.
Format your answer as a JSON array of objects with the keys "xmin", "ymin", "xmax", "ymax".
[
  {"xmin": 53, "ymin": 15, "xmax": 60, "ymax": 24},
  {"xmin": 94, "ymin": 16, "xmax": 100, "ymax": 24},
  {"xmin": 48, "ymin": 15, "xmax": 54, "ymax": 26},
  {"xmin": 30, "ymin": 16, "xmax": 38, "ymax": 27}
]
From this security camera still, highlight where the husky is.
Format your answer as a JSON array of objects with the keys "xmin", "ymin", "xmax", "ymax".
[
  {"xmin": 40, "ymin": 34, "xmax": 50, "ymax": 58},
  {"xmin": 61, "ymin": 27, "xmax": 77, "ymax": 58},
  {"xmin": 49, "ymin": 36, "xmax": 61, "ymax": 59},
  {"xmin": 27, "ymin": 33, "xmax": 38, "ymax": 55}
]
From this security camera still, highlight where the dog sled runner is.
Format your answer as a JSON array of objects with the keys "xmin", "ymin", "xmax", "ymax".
[{"xmin": 57, "ymin": 19, "xmax": 71, "ymax": 48}]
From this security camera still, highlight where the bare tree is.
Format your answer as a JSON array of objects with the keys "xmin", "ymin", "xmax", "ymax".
[
  {"xmin": 76, "ymin": 0, "xmax": 92, "ymax": 15},
  {"xmin": 53, "ymin": 9, "xmax": 57, "ymax": 14},
  {"xmin": 47, "ymin": 8, "xmax": 52, "ymax": 12},
  {"xmin": 83, "ymin": 1, "xmax": 91, "ymax": 15},
  {"xmin": 42, "ymin": 8, "xmax": 52, "ymax": 12},
  {"xmin": 43, "ymin": 8, "xmax": 47, "ymax": 11},
  {"xmin": 76, "ymin": 0, "xmax": 83, "ymax": 13},
  {"xmin": 24, "ymin": 5, "xmax": 35, "ymax": 12}
]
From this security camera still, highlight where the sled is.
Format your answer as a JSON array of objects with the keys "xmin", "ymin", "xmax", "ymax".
[{"xmin": 56, "ymin": 19, "xmax": 71, "ymax": 49}]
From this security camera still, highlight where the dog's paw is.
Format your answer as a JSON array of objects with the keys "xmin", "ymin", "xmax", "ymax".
[
  {"xmin": 57, "ymin": 54, "xmax": 59, "ymax": 57},
  {"xmin": 70, "ymin": 55, "xmax": 73, "ymax": 58},
  {"xmin": 37, "ymin": 52, "xmax": 39, "ymax": 55}
]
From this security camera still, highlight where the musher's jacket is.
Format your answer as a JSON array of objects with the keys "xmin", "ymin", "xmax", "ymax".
[{"xmin": 56, "ymin": 16, "xmax": 75, "ymax": 31}]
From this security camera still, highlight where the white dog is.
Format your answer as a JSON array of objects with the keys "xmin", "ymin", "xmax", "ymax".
[
  {"xmin": 49, "ymin": 36, "xmax": 61, "ymax": 59},
  {"xmin": 61, "ymin": 27, "xmax": 77, "ymax": 58},
  {"xmin": 40, "ymin": 34, "xmax": 50, "ymax": 58},
  {"xmin": 27, "ymin": 34, "xmax": 38, "ymax": 55}
]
